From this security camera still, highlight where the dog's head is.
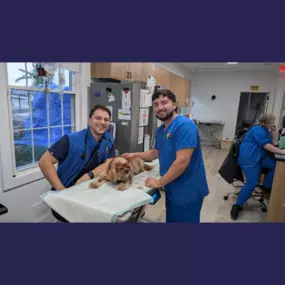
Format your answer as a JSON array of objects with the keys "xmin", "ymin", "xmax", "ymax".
[{"xmin": 107, "ymin": 157, "xmax": 133, "ymax": 183}]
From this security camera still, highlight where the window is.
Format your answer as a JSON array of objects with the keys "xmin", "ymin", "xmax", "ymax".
[
  {"xmin": 11, "ymin": 89, "xmax": 76, "ymax": 170},
  {"xmin": 7, "ymin": 62, "xmax": 73, "ymax": 89},
  {"xmin": 0, "ymin": 62, "xmax": 80, "ymax": 191}
]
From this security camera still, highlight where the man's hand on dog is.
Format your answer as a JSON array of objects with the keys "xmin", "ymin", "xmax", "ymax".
[{"xmin": 121, "ymin": 153, "xmax": 136, "ymax": 159}]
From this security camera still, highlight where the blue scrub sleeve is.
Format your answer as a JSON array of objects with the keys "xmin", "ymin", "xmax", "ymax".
[
  {"xmin": 154, "ymin": 128, "xmax": 160, "ymax": 150},
  {"xmin": 252, "ymin": 128, "xmax": 272, "ymax": 148},
  {"xmin": 175, "ymin": 121, "xmax": 197, "ymax": 151},
  {"xmin": 48, "ymin": 135, "xmax": 69, "ymax": 162}
]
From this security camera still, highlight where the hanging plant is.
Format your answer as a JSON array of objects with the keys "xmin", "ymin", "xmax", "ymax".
[
  {"xmin": 15, "ymin": 68, "xmax": 43, "ymax": 86},
  {"xmin": 14, "ymin": 63, "xmax": 56, "ymax": 88}
]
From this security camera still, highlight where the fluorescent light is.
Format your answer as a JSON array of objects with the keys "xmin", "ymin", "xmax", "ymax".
[{"xmin": 227, "ymin": 62, "xmax": 238, "ymax": 64}]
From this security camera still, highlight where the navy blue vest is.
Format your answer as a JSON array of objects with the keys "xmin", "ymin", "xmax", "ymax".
[{"xmin": 56, "ymin": 126, "xmax": 114, "ymax": 188}]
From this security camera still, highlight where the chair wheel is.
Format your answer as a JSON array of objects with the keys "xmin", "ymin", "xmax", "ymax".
[
  {"xmin": 261, "ymin": 207, "xmax": 267, "ymax": 213},
  {"xmin": 223, "ymin": 196, "xmax": 228, "ymax": 200}
]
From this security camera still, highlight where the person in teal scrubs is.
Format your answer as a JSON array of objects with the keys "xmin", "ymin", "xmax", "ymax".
[
  {"xmin": 231, "ymin": 113, "xmax": 285, "ymax": 220},
  {"xmin": 123, "ymin": 89, "xmax": 209, "ymax": 223}
]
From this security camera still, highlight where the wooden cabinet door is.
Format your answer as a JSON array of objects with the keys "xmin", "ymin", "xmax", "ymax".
[
  {"xmin": 154, "ymin": 66, "xmax": 170, "ymax": 89},
  {"xmin": 184, "ymin": 79, "xmax": 191, "ymax": 107},
  {"xmin": 91, "ymin": 63, "xmax": 110, "ymax": 78},
  {"xmin": 127, "ymin": 63, "xmax": 143, "ymax": 81},
  {"xmin": 170, "ymin": 73, "xmax": 191, "ymax": 107},
  {"xmin": 91, "ymin": 63, "xmax": 130, "ymax": 80},
  {"xmin": 170, "ymin": 73, "xmax": 183, "ymax": 106},
  {"xmin": 110, "ymin": 63, "xmax": 130, "ymax": 80},
  {"xmin": 142, "ymin": 63, "xmax": 156, "ymax": 82}
]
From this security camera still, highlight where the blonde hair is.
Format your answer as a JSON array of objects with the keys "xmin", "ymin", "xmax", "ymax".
[{"xmin": 257, "ymin": 113, "xmax": 276, "ymax": 128}]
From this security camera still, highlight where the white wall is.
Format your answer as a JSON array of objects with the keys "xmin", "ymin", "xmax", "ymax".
[
  {"xmin": 0, "ymin": 63, "xmax": 90, "ymax": 222},
  {"xmin": 190, "ymin": 71, "xmax": 279, "ymax": 139},
  {"xmin": 0, "ymin": 177, "xmax": 54, "ymax": 222}
]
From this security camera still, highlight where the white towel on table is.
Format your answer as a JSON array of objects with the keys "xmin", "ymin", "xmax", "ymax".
[{"xmin": 41, "ymin": 160, "xmax": 160, "ymax": 223}]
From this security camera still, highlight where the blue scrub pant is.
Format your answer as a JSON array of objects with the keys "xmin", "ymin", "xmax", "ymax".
[
  {"xmin": 166, "ymin": 197, "xmax": 204, "ymax": 223},
  {"xmin": 236, "ymin": 156, "xmax": 276, "ymax": 207}
]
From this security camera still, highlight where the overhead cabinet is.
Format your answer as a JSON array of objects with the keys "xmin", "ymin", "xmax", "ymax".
[
  {"xmin": 90, "ymin": 62, "xmax": 191, "ymax": 107},
  {"xmin": 91, "ymin": 63, "xmax": 142, "ymax": 81}
]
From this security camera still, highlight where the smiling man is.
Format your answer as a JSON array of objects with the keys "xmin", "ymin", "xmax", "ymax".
[
  {"xmin": 39, "ymin": 105, "xmax": 115, "ymax": 191},
  {"xmin": 39, "ymin": 105, "xmax": 115, "ymax": 221},
  {"xmin": 39, "ymin": 104, "xmax": 115, "ymax": 190},
  {"xmin": 123, "ymin": 89, "xmax": 209, "ymax": 223}
]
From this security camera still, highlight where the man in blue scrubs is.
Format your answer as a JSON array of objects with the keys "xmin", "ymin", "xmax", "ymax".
[
  {"xmin": 123, "ymin": 89, "xmax": 209, "ymax": 223},
  {"xmin": 39, "ymin": 104, "xmax": 115, "ymax": 222}
]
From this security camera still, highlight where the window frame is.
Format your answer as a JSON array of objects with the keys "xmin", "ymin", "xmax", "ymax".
[{"xmin": 0, "ymin": 63, "xmax": 82, "ymax": 192}]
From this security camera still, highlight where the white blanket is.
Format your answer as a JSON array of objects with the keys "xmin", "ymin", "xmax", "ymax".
[{"xmin": 41, "ymin": 160, "xmax": 160, "ymax": 223}]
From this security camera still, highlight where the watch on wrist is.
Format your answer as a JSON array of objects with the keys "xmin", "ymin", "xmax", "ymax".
[{"xmin": 88, "ymin": 171, "xmax": 94, "ymax": 179}]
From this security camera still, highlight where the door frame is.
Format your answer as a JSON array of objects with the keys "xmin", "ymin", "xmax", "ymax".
[{"xmin": 234, "ymin": 91, "xmax": 270, "ymax": 137}]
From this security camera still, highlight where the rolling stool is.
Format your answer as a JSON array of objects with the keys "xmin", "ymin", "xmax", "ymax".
[{"xmin": 223, "ymin": 168, "xmax": 269, "ymax": 213}]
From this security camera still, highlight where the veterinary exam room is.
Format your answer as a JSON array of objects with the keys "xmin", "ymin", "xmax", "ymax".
[{"xmin": 0, "ymin": 62, "xmax": 285, "ymax": 223}]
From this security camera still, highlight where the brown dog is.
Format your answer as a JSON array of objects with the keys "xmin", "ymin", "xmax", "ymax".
[{"xmin": 89, "ymin": 156, "xmax": 153, "ymax": 191}]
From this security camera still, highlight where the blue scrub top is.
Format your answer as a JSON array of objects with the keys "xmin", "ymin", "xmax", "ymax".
[
  {"xmin": 49, "ymin": 135, "xmax": 116, "ymax": 188},
  {"xmin": 155, "ymin": 115, "xmax": 209, "ymax": 204},
  {"xmin": 238, "ymin": 125, "xmax": 272, "ymax": 167}
]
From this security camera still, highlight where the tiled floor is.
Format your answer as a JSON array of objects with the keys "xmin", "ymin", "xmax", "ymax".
[{"xmin": 143, "ymin": 146, "xmax": 268, "ymax": 223}]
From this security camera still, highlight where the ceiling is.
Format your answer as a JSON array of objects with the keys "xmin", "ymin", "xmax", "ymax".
[{"xmin": 179, "ymin": 62, "xmax": 284, "ymax": 73}]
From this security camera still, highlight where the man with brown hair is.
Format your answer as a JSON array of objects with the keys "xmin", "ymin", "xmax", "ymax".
[
  {"xmin": 39, "ymin": 104, "xmax": 115, "ymax": 191},
  {"xmin": 39, "ymin": 104, "xmax": 116, "ymax": 222},
  {"xmin": 123, "ymin": 89, "xmax": 209, "ymax": 223}
]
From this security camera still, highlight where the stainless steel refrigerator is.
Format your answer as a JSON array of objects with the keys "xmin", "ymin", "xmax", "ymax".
[{"xmin": 88, "ymin": 80, "xmax": 158, "ymax": 156}]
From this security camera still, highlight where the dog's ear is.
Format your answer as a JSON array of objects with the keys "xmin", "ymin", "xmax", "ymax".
[
  {"xmin": 106, "ymin": 159, "xmax": 118, "ymax": 183},
  {"xmin": 107, "ymin": 159, "xmax": 114, "ymax": 172},
  {"xmin": 109, "ymin": 169, "xmax": 118, "ymax": 183}
]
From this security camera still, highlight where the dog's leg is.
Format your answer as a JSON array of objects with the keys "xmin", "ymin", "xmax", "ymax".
[
  {"xmin": 89, "ymin": 177, "xmax": 107, "ymax": 189},
  {"xmin": 89, "ymin": 171, "xmax": 109, "ymax": 189},
  {"xmin": 143, "ymin": 164, "xmax": 153, "ymax": 171},
  {"xmin": 117, "ymin": 178, "xmax": 132, "ymax": 191}
]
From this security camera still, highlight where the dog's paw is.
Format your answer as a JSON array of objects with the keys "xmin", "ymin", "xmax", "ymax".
[
  {"xmin": 144, "ymin": 164, "xmax": 154, "ymax": 171},
  {"xmin": 117, "ymin": 184, "xmax": 129, "ymax": 191},
  {"xmin": 89, "ymin": 181, "xmax": 100, "ymax": 189}
]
